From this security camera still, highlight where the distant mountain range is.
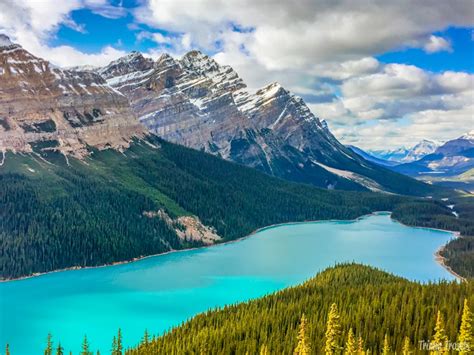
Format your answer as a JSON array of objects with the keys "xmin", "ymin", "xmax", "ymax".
[
  {"xmin": 367, "ymin": 139, "xmax": 441, "ymax": 163},
  {"xmin": 349, "ymin": 132, "xmax": 474, "ymax": 182}
]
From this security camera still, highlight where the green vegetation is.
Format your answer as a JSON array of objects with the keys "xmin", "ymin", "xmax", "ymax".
[
  {"xmin": 126, "ymin": 264, "xmax": 473, "ymax": 354},
  {"xmin": 1, "ymin": 135, "xmax": 473, "ymax": 279}
]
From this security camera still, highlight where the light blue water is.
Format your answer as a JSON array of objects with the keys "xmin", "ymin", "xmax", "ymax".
[{"xmin": 0, "ymin": 213, "xmax": 455, "ymax": 354}]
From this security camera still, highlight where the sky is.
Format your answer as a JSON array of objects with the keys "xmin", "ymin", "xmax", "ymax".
[{"xmin": 0, "ymin": 0, "xmax": 473, "ymax": 150}]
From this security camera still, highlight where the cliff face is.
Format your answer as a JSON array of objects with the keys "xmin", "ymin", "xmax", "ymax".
[{"xmin": 0, "ymin": 36, "xmax": 144, "ymax": 157}]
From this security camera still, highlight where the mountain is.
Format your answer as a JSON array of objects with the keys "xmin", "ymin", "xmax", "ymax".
[
  {"xmin": 369, "ymin": 139, "xmax": 440, "ymax": 164},
  {"xmin": 393, "ymin": 132, "xmax": 474, "ymax": 177},
  {"xmin": 347, "ymin": 145, "xmax": 398, "ymax": 167},
  {"xmin": 0, "ymin": 36, "xmax": 143, "ymax": 157},
  {"xmin": 97, "ymin": 51, "xmax": 437, "ymax": 195}
]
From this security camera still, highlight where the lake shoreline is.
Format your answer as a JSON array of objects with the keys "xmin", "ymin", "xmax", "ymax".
[{"xmin": 1, "ymin": 211, "xmax": 460, "ymax": 283}]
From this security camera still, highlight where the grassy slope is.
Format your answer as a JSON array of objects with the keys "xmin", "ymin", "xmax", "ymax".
[{"xmin": 128, "ymin": 264, "xmax": 473, "ymax": 354}]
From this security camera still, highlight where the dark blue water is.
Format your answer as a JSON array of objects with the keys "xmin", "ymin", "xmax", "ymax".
[{"xmin": 0, "ymin": 213, "xmax": 455, "ymax": 354}]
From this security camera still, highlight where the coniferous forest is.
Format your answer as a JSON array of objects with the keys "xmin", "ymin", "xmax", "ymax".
[{"xmin": 1, "ymin": 135, "xmax": 473, "ymax": 280}]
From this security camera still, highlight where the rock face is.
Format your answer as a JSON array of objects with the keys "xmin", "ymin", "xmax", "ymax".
[
  {"xmin": 99, "ymin": 50, "xmax": 391, "ymax": 191},
  {"xmin": 0, "ymin": 37, "xmax": 143, "ymax": 157}
]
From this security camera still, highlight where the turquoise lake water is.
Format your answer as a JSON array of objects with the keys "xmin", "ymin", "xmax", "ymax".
[{"xmin": 0, "ymin": 213, "xmax": 455, "ymax": 354}]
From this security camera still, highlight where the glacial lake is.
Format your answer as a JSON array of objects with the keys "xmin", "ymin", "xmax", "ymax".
[{"xmin": 0, "ymin": 213, "xmax": 455, "ymax": 354}]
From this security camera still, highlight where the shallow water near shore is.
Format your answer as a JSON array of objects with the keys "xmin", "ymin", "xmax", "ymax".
[{"xmin": 0, "ymin": 213, "xmax": 455, "ymax": 354}]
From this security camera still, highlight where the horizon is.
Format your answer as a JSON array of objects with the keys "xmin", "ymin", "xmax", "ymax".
[{"xmin": 0, "ymin": 0, "xmax": 473, "ymax": 149}]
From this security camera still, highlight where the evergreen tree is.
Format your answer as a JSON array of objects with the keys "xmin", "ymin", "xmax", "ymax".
[
  {"xmin": 5, "ymin": 344, "xmax": 10, "ymax": 355},
  {"xmin": 294, "ymin": 314, "xmax": 311, "ymax": 354},
  {"xmin": 357, "ymin": 335, "xmax": 365, "ymax": 355},
  {"xmin": 141, "ymin": 329, "xmax": 149, "ymax": 347},
  {"xmin": 382, "ymin": 334, "xmax": 390, "ymax": 355},
  {"xmin": 324, "ymin": 303, "xmax": 341, "ymax": 354},
  {"xmin": 56, "ymin": 342, "xmax": 64, "ymax": 355},
  {"xmin": 431, "ymin": 311, "xmax": 448, "ymax": 354},
  {"xmin": 458, "ymin": 299, "xmax": 473, "ymax": 355},
  {"xmin": 111, "ymin": 336, "xmax": 117, "ymax": 355},
  {"xmin": 402, "ymin": 336, "xmax": 411, "ymax": 355},
  {"xmin": 80, "ymin": 335, "xmax": 91, "ymax": 355},
  {"xmin": 344, "ymin": 328, "xmax": 357, "ymax": 354},
  {"xmin": 116, "ymin": 329, "xmax": 123, "ymax": 355},
  {"xmin": 45, "ymin": 333, "xmax": 53, "ymax": 355}
]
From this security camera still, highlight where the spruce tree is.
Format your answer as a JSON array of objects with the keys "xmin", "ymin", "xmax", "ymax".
[
  {"xmin": 111, "ymin": 336, "xmax": 117, "ymax": 355},
  {"xmin": 80, "ymin": 335, "xmax": 91, "ymax": 355},
  {"xmin": 294, "ymin": 314, "xmax": 311, "ymax": 354},
  {"xmin": 344, "ymin": 328, "xmax": 357, "ymax": 354},
  {"xmin": 325, "ymin": 303, "xmax": 341, "ymax": 354},
  {"xmin": 45, "ymin": 333, "xmax": 53, "ymax": 355},
  {"xmin": 142, "ymin": 329, "xmax": 150, "ymax": 347},
  {"xmin": 382, "ymin": 334, "xmax": 390, "ymax": 355},
  {"xmin": 357, "ymin": 335, "xmax": 365, "ymax": 355},
  {"xmin": 458, "ymin": 299, "xmax": 473, "ymax": 355},
  {"xmin": 56, "ymin": 342, "xmax": 64, "ymax": 355},
  {"xmin": 432, "ymin": 311, "xmax": 448, "ymax": 354},
  {"xmin": 402, "ymin": 336, "xmax": 411, "ymax": 354},
  {"xmin": 116, "ymin": 329, "xmax": 123, "ymax": 355}
]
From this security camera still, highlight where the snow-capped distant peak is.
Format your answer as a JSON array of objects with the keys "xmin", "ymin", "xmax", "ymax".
[
  {"xmin": 0, "ymin": 34, "xmax": 14, "ymax": 47},
  {"xmin": 460, "ymin": 130, "xmax": 474, "ymax": 141}
]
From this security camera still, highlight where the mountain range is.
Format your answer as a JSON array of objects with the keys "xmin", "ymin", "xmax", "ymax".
[
  {"xmin": 0, "ymin": 37, "xmax": 438, "ymax": 195},
  {"xmin": 366, "ymin": 139, "xmax": 441, "ymax": 164}
]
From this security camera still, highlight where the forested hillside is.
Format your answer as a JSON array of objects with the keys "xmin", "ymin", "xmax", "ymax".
[
  {"xmin": 124, "ymin": 264, "xmax": 473, "ymax": 354},
  {"xmin": 1, "ymin": 135, "xmax": 472, "ymax": 279},
  {"xmin": 0, "ymin": 136, "xmax": 407, "ymax": 279}
]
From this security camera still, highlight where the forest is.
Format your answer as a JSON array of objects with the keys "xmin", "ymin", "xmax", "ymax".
[
  {"xmin": 0, "ymin": 135, "xmax": 473, "ymax": 279},
  {"xmin": 12, "ymin": 264, "xmax": 472, "ymax": 354}
]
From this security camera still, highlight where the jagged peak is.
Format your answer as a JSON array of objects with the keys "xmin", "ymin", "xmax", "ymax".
[
  {"xmin": 0, "ymin": 34, "xmax": 14, "ymax": 47},
  {"xmin": 180, "ymin": 50, "xmax": 220, "ymax": 74},
  {"xmin": 156, "ymin": 52, "xmax": 178, "ymax": 67},
  {"xmin": 254, "ymin": 82, "xmax": 287, "ymax": 98}
]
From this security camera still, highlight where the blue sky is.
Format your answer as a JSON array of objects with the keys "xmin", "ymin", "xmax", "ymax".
[{"xmin": 0, "ymin": 0, "xmax": 472, "ymax": 149}]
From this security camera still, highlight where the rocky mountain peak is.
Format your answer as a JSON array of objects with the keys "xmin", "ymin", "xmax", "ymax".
[
  {"xmin": 180, "ymin": 50, "xmax": 220, "ymax": 75},
  {"xmin": 98, "ymin": 51, "xmax": 154, "ymax": 80}
]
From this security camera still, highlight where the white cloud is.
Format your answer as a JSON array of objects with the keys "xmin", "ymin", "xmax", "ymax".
[{"xmin": 423, "ymin": 35, "xmax": 452, "ymax": 53}]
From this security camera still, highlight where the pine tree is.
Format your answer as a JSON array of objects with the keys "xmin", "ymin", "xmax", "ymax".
[
  {"xmin": 294, "ymin": 313, "xmax": 311, "ymax": 354},
  {"xmin": 402, "ymin": 336, "xmax": 411, "ymax": 354},
  {"xmin": 344, "ymin": 328, "xmax": 357, "ymax": 354},
  {"xmin": 116, "ymin": 329, "xmax": 123, "ymax": 355},
  {"xmin": 357, "ymin": 335, "xmax": 365, "ymax": 355},
  {"xmin": 432, "ymin": 311, "xmax": 448, "ymax": 354},
  {"xmin": 81, "ymin": 335, "xmax": 91, "ymax": 355},
  {"xmin": 142, "ymin": 329, "xmax": 150, "ymax": 346},
  {"xmin": 325, "ymin": 303, "xmax": 341, "ymax": 354},
  {"xmin": 56, "ymin": 342, "xmax": 64, "ymax": 355},
  {"xmin": 5, "ymin": 344, "xmax": 10, "ymax": 355},
  {"xmin": 45, "ymin": 333, "xmax": 53, "ymax": 355},
  {"xmin": 458, "ymin": 299, "xmax": 473, "ymax": 355},
  {"xmin": 382, "ymin": 333, "xmax": 390, "ymax": 355},
  {"xmin": 111, "ymin": 336, "xmax": 117, "ymax": 355}
]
